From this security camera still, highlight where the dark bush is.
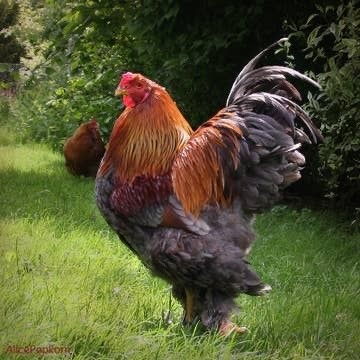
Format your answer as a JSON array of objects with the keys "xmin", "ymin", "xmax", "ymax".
[{"xmin": 288, "ymin": 1, "xmax": 360, "ymax": 207}]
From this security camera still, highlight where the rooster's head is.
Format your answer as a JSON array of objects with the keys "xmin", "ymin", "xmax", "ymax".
[{"xmin": 115, "ymin": 72, "xmax": 154, "ymax": 108}]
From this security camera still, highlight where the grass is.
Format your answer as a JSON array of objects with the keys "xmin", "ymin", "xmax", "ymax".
[{"xmin": 0, "ymin": 125, "xmax": 359, "ymax": 359}]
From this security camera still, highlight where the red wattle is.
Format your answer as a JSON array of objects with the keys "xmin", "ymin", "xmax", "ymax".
[{"xmin": 123, "ymin": 95, "xmax": 136, "ymax": 108}]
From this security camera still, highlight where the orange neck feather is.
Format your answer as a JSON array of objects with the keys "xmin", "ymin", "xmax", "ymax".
[{"xmin": 99, "ymin": 88, "xmax": 193, "ymax": 181}]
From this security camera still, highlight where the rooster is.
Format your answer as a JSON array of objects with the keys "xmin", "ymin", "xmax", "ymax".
[
  {"xmin": 95, "ymin": 39, "xmax": 322, "ymax": 335},
  {"xmin": 64, "ymin": 119, "xmax": 105, "ymax": 178}
]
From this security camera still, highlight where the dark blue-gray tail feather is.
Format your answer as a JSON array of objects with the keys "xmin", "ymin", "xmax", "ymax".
[
  {"xmin": 226, "ymin": 38, "xmax": 323, "ymax": 144},
  {"xmin": 226, "ymin": 38, "xmax": 320, "ymax": 106}
]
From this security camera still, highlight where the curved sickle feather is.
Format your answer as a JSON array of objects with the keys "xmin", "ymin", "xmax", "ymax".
[{"xmin": 226, "ymin": 38, "xmax": 289, "ymax": 106}]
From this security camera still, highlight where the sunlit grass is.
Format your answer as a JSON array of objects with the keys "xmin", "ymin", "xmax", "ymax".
[{"xmin": 0, "ymin": 127, "xmax": 359, "ymax": 359}]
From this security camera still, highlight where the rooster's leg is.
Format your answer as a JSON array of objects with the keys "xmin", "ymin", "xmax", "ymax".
[
  {"xmin": 198, "ymin": 290, "xmax": 248, "ymax": 335},
  {"xmin": 184, "ymin": 288, "xmax": 196, "ymax": 324}
]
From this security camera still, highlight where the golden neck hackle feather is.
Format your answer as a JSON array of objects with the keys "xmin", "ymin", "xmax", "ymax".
[{"xmin": 99, "ymin": 88, "xmax": 193, "ymax": 182}]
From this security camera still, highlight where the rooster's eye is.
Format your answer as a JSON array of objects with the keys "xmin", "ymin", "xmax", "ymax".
[{"xmin": 136, "ymin": 83, "xmax": 142, "ymax": 88}]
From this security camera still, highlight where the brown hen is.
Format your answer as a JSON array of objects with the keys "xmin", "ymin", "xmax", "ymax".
[{"xmin": 64, "ymin": 119, "xmax": 105, "ymax": 178}]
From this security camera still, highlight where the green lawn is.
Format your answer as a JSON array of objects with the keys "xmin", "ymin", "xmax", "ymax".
[{"xmin": 0, "ymin": 126, "xmax": 359, "ymax": 359}]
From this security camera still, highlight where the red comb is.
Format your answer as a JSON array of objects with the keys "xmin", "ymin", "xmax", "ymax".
[{"xmin": 120, "ymin": 72, "xmax": 134, "ymax": 87}]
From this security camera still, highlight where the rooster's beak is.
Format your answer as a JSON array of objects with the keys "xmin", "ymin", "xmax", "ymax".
[{"xmin": 115, "ymin": 88, "xmax": 127, "ymax": 97}]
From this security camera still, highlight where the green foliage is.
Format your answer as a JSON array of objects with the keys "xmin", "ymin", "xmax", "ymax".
[
  {"xmin": 11, "ymin": 1, "xmax": 135, "ymax": 149},
  {"xmin": 0, "ymin": 0, "xmax": 25, "ymax": 63},
  {"xmin": 289, "ymin": 1, "xmax": 360, "ymax": 206},
  {"xmin": 0, "ymin": 97, "xmax": 10, "ymax": 123},
  {"xmin": 12, "ymin": 46, "xmax": 126, "ymax": 149}
]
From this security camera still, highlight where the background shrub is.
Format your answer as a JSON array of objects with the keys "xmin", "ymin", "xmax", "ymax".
[{"xmin": 288, "ymin": 1, "xmax": 360, "ymax": 207}]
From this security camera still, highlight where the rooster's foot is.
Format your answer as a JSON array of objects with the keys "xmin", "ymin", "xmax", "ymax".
[{"xmin": 219, "ymin": 321, "xmax": 248, "ymax": 336}]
